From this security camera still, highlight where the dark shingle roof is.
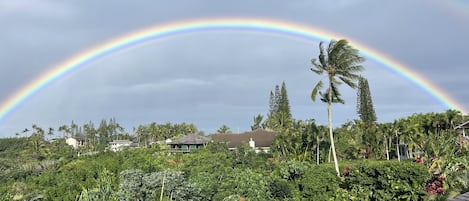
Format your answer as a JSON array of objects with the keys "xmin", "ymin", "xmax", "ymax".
[
  {"xmin": 168, "ymin": 134, "xmax": 211, "ymax": 145},
  {"xmin": 210, "ymin": 129, "xmax": 276, "ymax": 148}
]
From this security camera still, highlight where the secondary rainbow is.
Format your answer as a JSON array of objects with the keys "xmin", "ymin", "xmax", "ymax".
[{"xmin": 0, "ymin": 17, "xmax": 466, "ymax": 122}]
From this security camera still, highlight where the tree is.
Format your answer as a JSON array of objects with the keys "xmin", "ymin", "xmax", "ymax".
[
  {"xmin": 356, "ymin": 77, "xmax": 377, "ymax": 158},
  {"xmin": 264, "ymin": 82, "xmax": 293, "ymax": 131},
  {"xmin": 356, "ymin": 76, "xmax": 377, "ymax": 125},
  {"xmin": 279, "ymin": 82, "xmax": 292, "ymax": 120},
  {"xmin": 251, "ymin": 114, "xmax": 264, "ymax": 131},
  {"xmin": 22, "ymin": 128, "xmax": 30, "ymax": 137},
  {"xmin": 30, "ymin": 124, "xmax": 45, "ymax": 156},
  {"xmin": 217, "ymin": 125, "xmax": 232, "ymax": 134},
  {"xmin": 310, "ymin": 39, "xmax": 365, "ymax": 176},
  {"xmin": 47, "ymin": 127, "xmax": 54, "ymax": 139},
  {"xmin": 58, "ymin": 125, "xmax": 70, "ymax": 138}
]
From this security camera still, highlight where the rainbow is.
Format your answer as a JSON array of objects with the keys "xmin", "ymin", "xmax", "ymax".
[{"xmin": 0, "ymin": 17, "xmax": 466, "ymax": 122}]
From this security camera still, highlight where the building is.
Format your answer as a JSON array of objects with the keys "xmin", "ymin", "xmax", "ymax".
[
  {"xmin": 455, "ymin": 120, "xmax": 469, "ymax": 136},
  {"xmin": 210, "ymin": 129, "xmax": 276, "ymax": 153},
  {"xmin": 454, "ymin": 120, "xmax": 469, "ymax": 146},
  {"xmin": 109, "ymin": 140, "xmax": 134, "ymax": 152},
  {"xmin": 167, "ymin": 134, "xmax": 211, "ymax": 153},
  {"xmin": 65, "ymin": 137, "xmax": 86, "ymax": 149}
]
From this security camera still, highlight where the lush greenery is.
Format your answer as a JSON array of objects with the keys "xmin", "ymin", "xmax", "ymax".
[
  {"xmin": 1, "ymin": 39, "xmax": 468, "ymax": 200},
  {"xmin": 1, "ymin": 109, "xmax": 467, "ymax": 200}
]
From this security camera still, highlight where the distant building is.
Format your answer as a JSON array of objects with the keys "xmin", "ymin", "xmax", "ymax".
[
  {"xmin": 65, "ymin": 137, "xmax": 86, "ymax": 149},
  {"xmin": 455, "ymin": 120, "xmax": 469, "ymax": 146},
  {"xmin": 455, "ymin": 120, "xmax": 469, "ymax": 136},
  {"xmin": 210, "ymin": 129, "xmax": 276, "ymax": 153},
  {"xmin": 167, "ymin": 134, "xmax": 211, "ymax": 153},
  {"xmin": 109, "ymin": 140, "xmax": 134, "ymax": 152}
]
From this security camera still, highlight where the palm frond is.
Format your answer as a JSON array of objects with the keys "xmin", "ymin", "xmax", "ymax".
[
  {"xmin": 331, "ymin": 83, "xmax": 345, "ymax": 104},
  {"xmin": 310, "ymin": 66, "xmax": 323, "ymax": 74},
  {"xmin": 310, "ymin": 38, "xmax": 364, "ymax": 106},
  {"xmin": 331, "ymin": 77, "xmax": 343, "ymax": 86},
  {"xmin": 347, "ymin": 65, "xmax": 365, "ymax": 73},
  {"xmin": 319, "ymin": 42, "xmax": 328, "ymax": 67},
  {"xmin": 318, "ymin": 84, "xmax": 345, "ymax": 104},
  {"xmin": 311, "ymin": 80, "xmax": 323, "ymax": 101},
  {"xmin": 338, "ymin": 76, "xmax": 358, "ymax": 89}
]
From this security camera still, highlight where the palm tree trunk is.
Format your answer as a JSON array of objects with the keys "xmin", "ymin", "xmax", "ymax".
[
  {"xmin": 385, "ymin": 135, "xmax": 389, "ymax": 160},
  {"xmin": 328, "ymin": 82, "xmax": 340, "ymax": 177},
  {"xmin": 396, "ymin": 131, "xmax": 401, "ymax": 162},
  {"xmin": 317, "ymin": 135, "xmax": 320, "ymax": 165}
]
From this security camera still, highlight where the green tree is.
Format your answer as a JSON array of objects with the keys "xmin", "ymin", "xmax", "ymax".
[
  {"xmin": 356, "ymin": 77, "xmax": 378, "ymax": 158},
  {"xmin": 28, "ymin": 124, "xmax": 46, "ymax": 158},
  {"xmin": 310, "ymin": 39, "xmax": 365, "ymax": 176},
  {"xmin": 58, "ymin": 125, "xmax": 70, "ymax": 138},
  {"xmin": 356, "ymin": 76, "xmax": 377, "ymax": 125},
  {"xmin": 264, "ymin": 82, "xmax": 293, "ymax": 131},
  {"xmin": 279, "ymin": 81, "xmax": 292, "ymax": 120},
  {"xmin": 217, "ymin": 124, "xmax": 232, "ymax": 134},
  {"xmin": 251, "ymin": 114, "xmax": 264, "ymax": 131}
]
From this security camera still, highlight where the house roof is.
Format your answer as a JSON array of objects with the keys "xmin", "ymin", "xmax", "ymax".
[
  {"xmin": 109, "ymin": 140, "xmax": 133, "ymax": 144},
  {"xmin": 168, "ymin": 134, "xmax": 211, "ymax": 145},
  {"xmin": 210, "ymin": 129, "xmax": 276, "ymax": 148},
  {"xmin": 454, "ymin": 120, "xmax": 469, "ymax": 129}
]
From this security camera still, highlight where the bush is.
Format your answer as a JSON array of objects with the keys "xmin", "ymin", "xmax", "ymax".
[
  {"xmin": 341, "ymin": 160, "xmax": 429, "ymax": 200},
  {"xmin": 297, "ymin": 163, "xmax": 342, "ymax": 200},
  {"xmin": 269, "ymin": 177, "xmax": 293, "ymax": 200}
]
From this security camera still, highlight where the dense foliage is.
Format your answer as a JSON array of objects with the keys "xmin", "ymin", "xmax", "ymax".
[{"xmin": 0, "ymin": 141, "xmax": 441, "ymax": 200}]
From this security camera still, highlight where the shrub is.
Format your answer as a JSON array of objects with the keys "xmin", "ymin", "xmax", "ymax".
[
  {"xmin": 297, "ymin": 163, "xmax": 342, "ymax": 200},
  {"xmin": 341, "ymin": 160, "xmax": 429, "ymax": 200}
]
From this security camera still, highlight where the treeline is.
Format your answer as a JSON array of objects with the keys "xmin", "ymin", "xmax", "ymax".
[
  {"xmin": 0, "ymin": 110, "xmax": 468, "ymax": 200},
  {"xmin": 0, "ymin": 140, "xmax": 430, "ymax": 200}
]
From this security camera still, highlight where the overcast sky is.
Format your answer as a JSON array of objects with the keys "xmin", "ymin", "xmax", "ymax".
[{"xmin": 1, "ymin": 0, "xmax": 468, "ymax": 137}]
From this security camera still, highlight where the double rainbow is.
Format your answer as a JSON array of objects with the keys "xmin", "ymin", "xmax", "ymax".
[{"xmin": 0, "ymin": 17, "xmax": 466, "ymax": 122}]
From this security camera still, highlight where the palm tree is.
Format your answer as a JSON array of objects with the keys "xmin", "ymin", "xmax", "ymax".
[
  {"xmin": 22, "ymin": 128, "xmax": 30, "ymax": 137},
  {"xmin": 58, "ymin": 125, "xmax": 70, "ymax": 138},
  {"xmin": 310, "ymin": 39, "xmax": 365, "ymax": 176},
  {"xmin": 216, "ymin": 124, "xmax": 232, "ymax": 134},
  {"xmin": 251, "ymin": 114, "xmax": 264, "ymax": 131}
]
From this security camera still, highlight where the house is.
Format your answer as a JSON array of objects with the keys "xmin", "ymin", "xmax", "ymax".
[
  {"xmin": 109, "ymin": 140, "xmax": 134, "ymax": 152},
  {"xmin": 210, "ymin": 129, "xmax": 276, "ymax": 153},
  {"xmin": 65, "ymin": 137, "xmax": 86, "ymax": 149},
  {"xmin": 167, "ymin": 134, "xmax": 211, "ymax": 153},
  {"xmin": 455, "ymin": 120, "xmax": 469, "ymax": 136},
  {"xmin": 454, "ymin": 120, "xmax": 469, "ymax": 146}
]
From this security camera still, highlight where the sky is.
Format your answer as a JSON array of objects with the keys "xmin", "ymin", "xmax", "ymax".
[{"xmin": 0, "ymin": 0, "xmax": 468, "ymax": 137}]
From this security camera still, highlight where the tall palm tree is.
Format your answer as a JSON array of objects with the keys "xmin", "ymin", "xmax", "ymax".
[{"xmin": 310, "ymin": 39, "xmax": 365, "ymax": 176}]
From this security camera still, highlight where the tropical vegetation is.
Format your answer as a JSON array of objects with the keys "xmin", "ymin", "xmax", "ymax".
[{"xmin": 0, "ymin": 39, "xmax": 467, "ymax": 200}]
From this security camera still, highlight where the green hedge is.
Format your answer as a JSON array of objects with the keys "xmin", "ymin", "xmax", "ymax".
[
  {"xmin": 341, "ymin": 160, "xmax": 429, "ymax": 200},
  {"xmin": 273, "ymin": 160, "xmax": 429, "ymax": 200}
]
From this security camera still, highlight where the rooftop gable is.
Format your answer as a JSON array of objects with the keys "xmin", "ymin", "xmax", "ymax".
[
  {"xmin": 210, "ymin": 129, "xmax": 276, "ymax": 148},
  {"xmin": 168, "ymin": 134, "xmax": 211, "ymax": 145}
]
